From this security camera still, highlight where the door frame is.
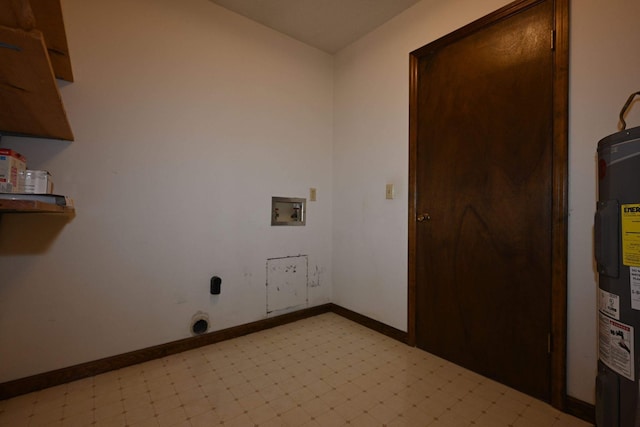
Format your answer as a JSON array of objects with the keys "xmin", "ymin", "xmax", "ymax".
[{"xmin": 407, "ymin": 0, "xmax": 569, "ymax": 409}]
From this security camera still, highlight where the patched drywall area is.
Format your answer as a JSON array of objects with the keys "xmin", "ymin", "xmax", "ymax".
[{"xmin": 266, "ymin": 255, "xmax": 308, "ymax": 315}]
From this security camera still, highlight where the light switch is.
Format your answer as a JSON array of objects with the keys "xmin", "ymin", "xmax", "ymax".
[
  {"xmin": 310, "ymin": 188, "xmax": 317, "ymax": 201},
  {"xmin": 386, "ymin": 184, "xmax": 394, "ymax": 200}
]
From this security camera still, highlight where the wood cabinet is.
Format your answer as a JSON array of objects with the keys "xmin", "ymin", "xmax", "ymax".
[{"xmin": 0, "ymin": 0, "xmax": 74, "ymax": 140}]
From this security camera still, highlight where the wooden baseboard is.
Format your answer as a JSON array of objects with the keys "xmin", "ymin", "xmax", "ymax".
[
  {"xmin": 0, "ymin": 302, "xmax": 593, "ymax": 425},
  {"xmin": 328, "ymin": 303, "xmax": 408, "ymax": 343},
  {"xmin": 564, "ymin": 395, "xmax": 595, "ymax": 425},
  {"xmin": 0, "ymin": 303, "xmax": 332, "ymax": 400}
]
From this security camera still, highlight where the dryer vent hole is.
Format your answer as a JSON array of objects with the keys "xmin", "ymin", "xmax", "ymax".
[{"xmin": 192, "ymin": 319, "xmax": 208, "ymax": 335}]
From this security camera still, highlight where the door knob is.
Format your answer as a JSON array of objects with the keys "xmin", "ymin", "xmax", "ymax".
[{"xmin": 417, "ymin": 213, "xmax": 431, "ymax": 222}]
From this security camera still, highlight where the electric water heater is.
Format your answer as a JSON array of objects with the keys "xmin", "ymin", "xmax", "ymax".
[{"xmin": 596, "ymin": 91, "xmax": 640, "ymax": 427}]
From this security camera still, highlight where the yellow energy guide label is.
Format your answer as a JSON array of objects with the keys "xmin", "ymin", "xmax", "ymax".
[{"xmin": 622, "ymin": 204, "xmax": 640, "ymax": 266}]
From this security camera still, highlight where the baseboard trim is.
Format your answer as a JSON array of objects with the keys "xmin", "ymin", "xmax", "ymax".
[
  {"xmin": 328, "ymin": 303, "xmax": 409, "ymax": 344},
  {"xmin": 0, "ymin": 303, "xmax": 332, "ymax": 400},
  {"xmin": 564, "ymin": 395, "xmax": 595, "ymax": 425},
  {"xmin": 2, "ymin": 303, "xmax": 591, "ymax": 424}
]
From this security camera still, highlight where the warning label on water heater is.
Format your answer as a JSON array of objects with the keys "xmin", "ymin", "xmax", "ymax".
[
  {"xmin": 622, "ymin": 204, "xmax": 640, "ymax": 267},
  {"xmin": 631, "ymin": 267, "xmax": 640, "ymax": 311},
  {"xmin": 599, "ymin": 289, "xmax": 620, "ymax": 319},
  {"xmin": 599, "ymin": 313, "xmax": 635, "ymax": 381}
]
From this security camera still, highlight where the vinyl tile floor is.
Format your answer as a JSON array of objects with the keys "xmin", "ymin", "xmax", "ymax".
[{"xmin": 0, "ymin": 313, "xmax": 593, "ymax": 426}]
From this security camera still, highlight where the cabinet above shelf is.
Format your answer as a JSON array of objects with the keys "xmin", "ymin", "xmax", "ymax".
[{"xmin": 0, "ymin": 0, "xmax": 74, "ymax": 141}]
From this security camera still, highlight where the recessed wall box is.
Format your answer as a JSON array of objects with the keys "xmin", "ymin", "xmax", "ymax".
[{"xmin": 271, "ymin": 197, "xmax": 306, "ymax": 226}]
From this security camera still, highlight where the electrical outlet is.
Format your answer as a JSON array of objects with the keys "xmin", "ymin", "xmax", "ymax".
[
  {"xmin": 386, "ymin": 184, "xmax": 394, "ymax": 200},
  {"xmin": 310, "ymin": 187, "xmax": 317, "ymax": 201}
]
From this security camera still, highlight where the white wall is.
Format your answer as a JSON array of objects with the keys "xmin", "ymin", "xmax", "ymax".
[
  {"xmin": 332, "ymin": 0, "xmax": 640, "ymax": 405},
  {"xmin": 0, "ymin": 0, "xmax": 334, "ymax": 382}
]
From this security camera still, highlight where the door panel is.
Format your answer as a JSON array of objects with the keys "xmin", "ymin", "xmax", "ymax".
[{"xmin": 413, "ymin": 0, "xmax": 554, "ymax": 401}]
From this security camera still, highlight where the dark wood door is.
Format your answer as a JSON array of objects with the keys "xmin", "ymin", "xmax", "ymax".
[{"xmin": 412, "ymin": 0, "xmax": 556, "ymax": 401}]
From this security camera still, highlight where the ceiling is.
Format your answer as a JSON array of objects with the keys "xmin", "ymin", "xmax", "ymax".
[{"xmin": 208, "ymin": 0, "xmax": 422, "ymax": 53}]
